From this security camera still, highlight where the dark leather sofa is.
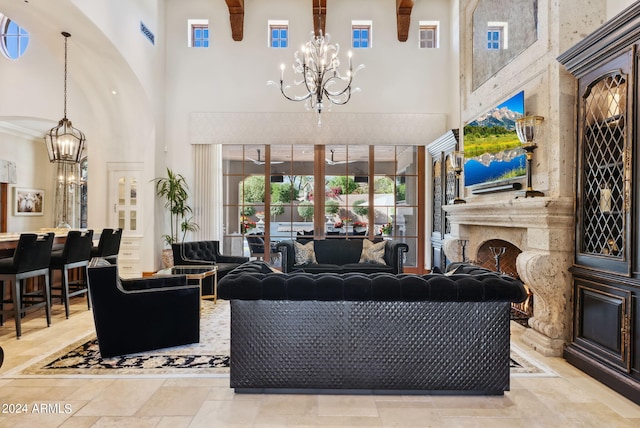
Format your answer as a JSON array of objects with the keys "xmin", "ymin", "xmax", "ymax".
[
  {"xmin": 172, "ymin": 240, "xmax": 249, "ymax": 281},
  {"xmin": 218, "ymin": 261, "xmax": 528, "ymax": 395},
  {"xmin": 276, "ymin": 239, "xmax": 409, "ymax": 274},
  {"xmin": 86, "ymin": 259, "xmax": 200, "ymax": 358}
]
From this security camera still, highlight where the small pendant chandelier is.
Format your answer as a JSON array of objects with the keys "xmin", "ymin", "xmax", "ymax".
[{"xmin": 44, "ymin": 32, "xmax": 86, "ymax": 163}]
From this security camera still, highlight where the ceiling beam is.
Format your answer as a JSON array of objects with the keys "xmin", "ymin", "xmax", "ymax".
[
  {"xmin": 396, "ymin": 0, "xmax": 413, "ymax": 42},
  {"xmin": 225, "ymin": 0, "xmax": 244, "ymax": 41},
  {"xmin": 313, "ymin": 0, "xmax": 326, "ymax": 36}
]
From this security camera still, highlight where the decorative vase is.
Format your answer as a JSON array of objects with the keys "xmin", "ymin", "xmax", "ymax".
[{"xmin": 162, "ymin": 248, "xmax": 174, "ymax": 268}]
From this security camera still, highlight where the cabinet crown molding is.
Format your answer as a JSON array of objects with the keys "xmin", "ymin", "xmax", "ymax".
[{"xmin": 558, "ymin": 2, "xmax": 640, "ymax": 77}]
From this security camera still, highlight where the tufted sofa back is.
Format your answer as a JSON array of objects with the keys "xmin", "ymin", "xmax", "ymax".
[
  {"xmin": 218, "ymin": 262, "xmax": 527, "ymax": 303},
  {"xmin": 313, "ymin": 239, "xmax": 363, "ymax": 265},
  {"xmin": 174, "ymin": 241, "xmax": 220, "ymax": 263}
]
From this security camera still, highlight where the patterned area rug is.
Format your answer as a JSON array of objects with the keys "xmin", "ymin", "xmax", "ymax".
[
  {"xmin": 20, "ymin": 300, "xmax": 230, "ymax": 377},
  {"xmin": 510, "ymin": 342, "xmax": 556, "ymax": 377},
  {"xmin": 18, "ymin": 300, "xmax": 552, "ymax": 378}
]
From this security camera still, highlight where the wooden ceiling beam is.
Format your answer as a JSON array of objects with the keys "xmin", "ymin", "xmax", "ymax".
[
  {"xmin": 225, "ymin": 0, "xmax": 244, "ymax": 41},
  {"xmin": 313, "ymin": 0, "xmax": 326, "ymax": 36},
  {"xmin": 396, "ymin": 0, "xmax": 414, "ymax": 42}
]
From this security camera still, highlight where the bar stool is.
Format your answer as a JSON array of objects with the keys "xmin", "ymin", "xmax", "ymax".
[
  {"xmin": 49, "ymin": 229, "xmax": 94, "ymax": 319},
  {"xmin": 90, "ymin": 228, "xmax": 122, "ymax": 264},
  {"xmin": 0, "ymin": 233, "xmax": 55, "ymax": 338}
]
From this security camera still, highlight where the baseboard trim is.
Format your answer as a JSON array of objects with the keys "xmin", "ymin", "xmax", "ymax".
[{"xmin": 564, "ymin": 344, "xmax": 640, "ymax": 405}]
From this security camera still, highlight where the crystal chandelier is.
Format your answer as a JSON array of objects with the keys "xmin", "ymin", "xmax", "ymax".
[
  {"xmin": 45, "ymin": 32, "xmax": 86, "ymax": 164},
  {"xmin": 269, "ymin": 30, "xmax": 364, "ymax": 125}
]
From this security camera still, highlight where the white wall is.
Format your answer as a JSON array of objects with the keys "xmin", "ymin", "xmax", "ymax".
[
  {"xmin": 0, "ymin": 0, "xmax": 456, "ymax": 270},
  {"xmin": 0, "ymin": 131, "xmax": 52, "ymax": 232},
  {"xmin": 607, "ymin": 0, "xmax": 636, "ymax": 18},
  {"xmin": 164, "ymin": 0, "xmax": 456, "ymax": 156},
  {"xmin": 0, "ymin": 0, "xmax": 162, "ymax": 271}
]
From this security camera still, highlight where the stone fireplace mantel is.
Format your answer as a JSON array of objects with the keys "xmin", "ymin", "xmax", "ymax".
[{"xmin": 442, "ymin": 196, "xmax": 575, "ymax": 357}]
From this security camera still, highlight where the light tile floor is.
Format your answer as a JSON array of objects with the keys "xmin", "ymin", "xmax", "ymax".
[{"xmin": 1, "ymin": 299, "xmax": 640, "ymax": 427}]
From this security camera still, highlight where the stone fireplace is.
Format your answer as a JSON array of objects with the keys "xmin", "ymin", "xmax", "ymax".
[{"xmin": 443, "ymin": 196, "xmax": 574, "ymax": 357}]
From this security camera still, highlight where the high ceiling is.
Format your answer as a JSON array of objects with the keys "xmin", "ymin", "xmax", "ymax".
[{"xmin": 224, "ymin": 0, "xmax": 414, "ymax": 42}]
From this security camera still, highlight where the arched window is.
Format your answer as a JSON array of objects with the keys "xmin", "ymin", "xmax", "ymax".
[{"xmin": 0, "ymin": 14, "xmax": 29, "ymax": 60}]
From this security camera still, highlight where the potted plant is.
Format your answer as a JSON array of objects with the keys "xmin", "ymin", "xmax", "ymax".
[
  {"xmin": 297, "ymin": 201, "xmax": 314, "ymax": 222},
  {"xmin": 380, "ymin": 222, "xmax": 393, "ymax": 236},
  {"xmin": 353, "ymin": 221, "xmax": 367, "ymax": 233},
  {"xmin": 270, "ymin": 201, "xmax": 285, "ymax": 221},
  {"xmin": 240, "ymin": 216, "xmax": 257, "ymax": 234},
  {"xmin": 153, "ymin": 168, "xmax": 199, "ymax": 266}
]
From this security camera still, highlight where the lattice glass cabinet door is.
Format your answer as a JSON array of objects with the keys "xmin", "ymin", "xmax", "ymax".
[{"xmin": 576, "ymin": 51, "xmax": 632, "ymax": 275}]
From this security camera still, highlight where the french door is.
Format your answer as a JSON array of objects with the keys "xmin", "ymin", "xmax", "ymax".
[{"xmin": 221, "ymin": 144, "xmax": 424, "ymax": 272}]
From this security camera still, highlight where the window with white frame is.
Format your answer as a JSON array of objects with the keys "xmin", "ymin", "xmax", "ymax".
[
  {"xmin": 0, "ymin": 13, "xmax": 29, "ymax": 60},
  {"xmin": 487, "ymin": 22, "xmax": 508, "ymax": 50},
  {"xmin": 352, "ymin": 20, "xmax": 371, "ymax": 49},
  {"xmin": 419, "ymin": 21, "xmax": 439, "ymax": 49},
  {"xmin": 188, "ymin": 19, "xmax": 209, "ymax": 48},
  {"xmin": 268, "ymin": 20, "xmax": 288, "ymax": 48}
]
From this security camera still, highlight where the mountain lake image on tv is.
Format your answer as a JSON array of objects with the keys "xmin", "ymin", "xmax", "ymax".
[{"xmin": 464, "ymin": 91, "xmax": 525, "ymax": 187}]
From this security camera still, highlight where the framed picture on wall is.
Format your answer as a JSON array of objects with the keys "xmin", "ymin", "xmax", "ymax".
[{"xmin": 14, "ymin": 187, "xmax": 45, "ymax": 216}]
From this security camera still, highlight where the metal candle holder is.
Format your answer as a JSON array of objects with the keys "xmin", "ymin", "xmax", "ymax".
[
  {"xmin": 450, "ymin": 151, "xmax": 466, "ymax": 204},
  {"xmin": 489, "ymin": 246, "xmax": 506, "ymax": 273},
  {"xmin": 458, "ymin": 239, "xmax": 469, "ymax": 263}
]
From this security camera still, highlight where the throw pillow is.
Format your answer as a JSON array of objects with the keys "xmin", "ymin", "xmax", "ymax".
[
  {"xmin": 294, "ymin": 241, "xmax": 317, "ymax": 265},
  {"xmin": 359, "ymin": 239, "xmax": 387, "ymax": 264}
]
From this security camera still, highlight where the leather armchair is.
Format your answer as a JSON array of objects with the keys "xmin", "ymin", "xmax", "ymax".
[
  {"xmin": 172, "ymin": 240, "xmax": 249, "ymax": 280},
  {"xmin": 246, "ymin": 233, "xmax": 280, "ymax": 264},
  {"xmin": 86, "ymin": 259, "xmax": 200, "ymax": 358}
]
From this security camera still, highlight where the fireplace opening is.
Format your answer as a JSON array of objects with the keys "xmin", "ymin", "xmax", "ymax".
[{"xmin": 473, "ymin": 239, "xmax": 534, "ymax": 327}]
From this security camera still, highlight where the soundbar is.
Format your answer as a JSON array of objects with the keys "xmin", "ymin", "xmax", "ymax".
[{"xmin": 471, "ymin": 182, "xmax": 522, "ymax": 195}]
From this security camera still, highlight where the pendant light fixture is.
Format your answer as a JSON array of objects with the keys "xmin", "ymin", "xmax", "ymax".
[{"xmin": 44, "ymin": 31, "xmax": 86, "ymax": 163}]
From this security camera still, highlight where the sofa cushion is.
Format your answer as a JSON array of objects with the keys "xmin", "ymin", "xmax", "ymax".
[
  {"xmin": 294, "ymin": 241, "xmax": 317, "ymax": 265},
  {"xmin": 359, "ymin": 239, "xmax": 387, "ymax": 264},
  {"xmin": 342, "ymin": 263, "xmax": 394, "ymax": 274},
  {"xmin": 294, "ymin": 263, "xmax": 342, "ymax": 274},
  {"xmin": 314, "ymin": 239, "xmax": 362, "ymax": 265}
]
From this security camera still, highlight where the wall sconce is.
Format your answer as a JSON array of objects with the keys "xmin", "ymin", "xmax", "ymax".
[
  {"xmin": 449, "ymin": 150, "xmax": 466, "ymax": 204},
  {"xmin": 515, "ymin": 115, "xmax": 545, "ymax": 198}
]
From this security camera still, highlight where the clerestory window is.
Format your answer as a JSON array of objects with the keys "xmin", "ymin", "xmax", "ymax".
[
  {"xmin": 269, "ymin": 20, "xmax": 288, "ymax": 48},
  {"xmin": 188, "ymin": 19, "xmax": 209, "ymax": 48}
]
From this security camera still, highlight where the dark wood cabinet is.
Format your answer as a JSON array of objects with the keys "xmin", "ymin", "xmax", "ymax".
[
  {"xmin": 427, "ymin": 130, "xmax": 458, "ymax": 272},
  {"xmin": 558, "ymin": 3, "xmax": 640, "ymax": 405}
]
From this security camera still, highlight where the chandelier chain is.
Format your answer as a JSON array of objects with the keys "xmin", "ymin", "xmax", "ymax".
[{"xmin": 63, "ymin": 33, "xmax": 68, "ymax": 119}]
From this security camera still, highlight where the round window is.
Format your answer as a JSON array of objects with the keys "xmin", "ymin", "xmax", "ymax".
[{"xmin": 1, "ymin": 15, "xmax": 29, "ymax": 60}]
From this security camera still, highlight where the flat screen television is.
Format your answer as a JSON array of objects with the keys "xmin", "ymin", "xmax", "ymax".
[{"xmin": 463, "ymin": 91, "xmax": 525, "ymax": 187}]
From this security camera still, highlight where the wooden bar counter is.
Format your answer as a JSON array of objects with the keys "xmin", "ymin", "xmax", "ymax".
[{"xmin": 0, "ymin": 228, "xmax": 73, "ymax": 258}]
